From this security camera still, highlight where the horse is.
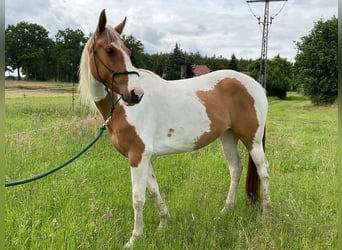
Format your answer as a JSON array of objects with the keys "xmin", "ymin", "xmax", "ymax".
[{"xmin": 79, "ymin": 9, "xmax": 271, "ymax": 248}]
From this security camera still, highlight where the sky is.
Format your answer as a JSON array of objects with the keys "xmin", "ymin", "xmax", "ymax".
[{"xmin": 5, "ymin": 0, "xmax": 338, "ymax": 62}]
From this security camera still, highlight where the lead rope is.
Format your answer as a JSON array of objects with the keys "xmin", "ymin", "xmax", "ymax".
[
  {"xmin": 5, "ymin": 127, "xmax": 106, "ymax": 187},
  {"xmin": 4, "ymin": 92, "xmax": 120, "ymax": 187},
  {"xmin": 5, "ymin": 35, "xmax": 138, "ymax": 187},
  {"xmin": 4, "ymin": 91, "xmax": 123, "ymax": 188}
]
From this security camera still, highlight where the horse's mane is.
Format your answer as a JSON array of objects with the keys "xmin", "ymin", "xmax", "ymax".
[{"xmin": 78, "ymin": 38, "xmax": 98, "ymax": 113}]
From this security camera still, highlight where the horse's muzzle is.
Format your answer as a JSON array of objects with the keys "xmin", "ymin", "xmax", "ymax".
[{"xmin": 122, "ymin": 88, "xmax": 144, "ymax": 105}]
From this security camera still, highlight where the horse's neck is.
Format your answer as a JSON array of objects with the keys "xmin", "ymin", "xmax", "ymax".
[
  {"xmin": 95, "ymin": 93, "xmax": 122, "ymax": 120},
  {"xmin": 138, "ymin": 69, "xmax": 164, "ymax": 83},
  {"xmin": 95, "ymin": 94, "xmax": 114, "ymax": 121}
]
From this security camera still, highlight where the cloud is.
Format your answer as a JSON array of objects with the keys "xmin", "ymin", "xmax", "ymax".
[{"xmin": 5, "ymin": 0, "xmax": 338, "ymax": 61}]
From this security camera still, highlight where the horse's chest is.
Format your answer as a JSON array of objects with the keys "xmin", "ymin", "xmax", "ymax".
[{"xmin": 107, "ymin": 105, "xmax": 146, "ymax": 162}]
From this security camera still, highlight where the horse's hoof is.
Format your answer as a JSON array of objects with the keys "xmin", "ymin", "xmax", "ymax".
[
  {"xmin": 158, "ymin": 212, "xmax": 170, "ymax": 228},
  {"xmin": 124, "ymin": 242, "xmax": 133, "ymax": 249},
  {"xmin": 220, "ymin": 203, "xmax": 235, "ymax": 214},
  {"xmin": 123, "ymin": 239, "xmax": 134, "ymax": 249},
  {"xmin": 220, "ymin": 208, "xmax": 228, "ymax": 214},
  {"xmin": 262, "ymin": 202, "xmax": 272, "ymax": 218}
]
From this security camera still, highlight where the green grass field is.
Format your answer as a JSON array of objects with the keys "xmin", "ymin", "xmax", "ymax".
[{"xmin": 5, "ymin": 93, "xmax": 337, "ymax": 249}]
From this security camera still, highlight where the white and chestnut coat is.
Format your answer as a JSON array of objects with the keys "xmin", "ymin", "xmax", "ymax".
[{"xmin": 79, "ymin": 9, "xmax": 270, "ymax": 248}]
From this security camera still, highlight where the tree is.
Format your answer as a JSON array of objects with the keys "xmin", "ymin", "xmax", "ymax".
[
  {"xmin": 166, "ymin": 43, "xmax": 185, "ymax": 80},
  {"xmin": 237, "ymin": 58, "xmax": 254, "ymax": 72},
  {"xmin": 185, "ymin": 64, "xmax": 194, "ymax": 78},
  {"xmin": 294, "ymin": 16, "xmax": 338, "ymax": 105},
  {"xmin": 148, "ymin": 53, "xmax": 169, "ymax": 77},
  {"xmin": 5, "ymin": 22, "xmax": 52, "ymax": 80},
  {"xmin": 185, "ymin": 51, "xmax": 206, "ymax": 66},
  {"xmin": 54, "ymin": 28, "xmax": 88, "ymax": 82},
  {"xmin": 248, "ymin": 55, "xmax": 293, "ymax": 99},
  {"xmin": 267, "ymin": 55, "xmax": 293, "ymax": 99},
  {"xmin": 229, "ymin": 53, "xmax": 238, "ymax": 71},
  {"xmin": 206, "ymin": 55, "xmax": 230, "ymax": 71},
  {"xmin": 122, "ymin": 35, "xmax": 145, "ymax": 68}
]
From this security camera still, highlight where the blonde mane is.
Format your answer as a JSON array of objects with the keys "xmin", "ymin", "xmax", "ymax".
[{"xmin": 78, "ymin": 38, "xmax": 98, "ymax": 113}]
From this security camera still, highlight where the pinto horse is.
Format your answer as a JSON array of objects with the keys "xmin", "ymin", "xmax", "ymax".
[{"xmin": 79, "ymin": 9, "xmax": 271, "ymax": 248}]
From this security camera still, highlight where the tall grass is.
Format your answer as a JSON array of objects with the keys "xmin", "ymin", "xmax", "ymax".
[{"xmin": 5, "ymin": 94, "xmax": 337, "ymax": 249}]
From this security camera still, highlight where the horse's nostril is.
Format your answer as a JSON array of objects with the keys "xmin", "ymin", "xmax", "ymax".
[{"xmin": 130, "ymin": 90, "xmax": 140, "ymax": 103}]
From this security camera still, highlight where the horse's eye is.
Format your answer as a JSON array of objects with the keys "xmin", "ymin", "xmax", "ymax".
[{"xmin": 105, "ymin": 47, "xmax": 114, "ymax": 54}]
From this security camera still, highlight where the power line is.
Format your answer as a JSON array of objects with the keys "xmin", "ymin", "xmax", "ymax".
[{"xmin": 246, "ymin": 0, "xmax": 287, "ymax": 90}]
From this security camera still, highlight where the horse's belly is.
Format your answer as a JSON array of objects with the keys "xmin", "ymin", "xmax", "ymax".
[{"xmin": 151, "ymin": 125, "xmax": 209, "ymax": 155}]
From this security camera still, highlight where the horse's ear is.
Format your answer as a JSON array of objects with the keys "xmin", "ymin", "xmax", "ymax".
[
  {"xmin": 96, "ymin": 9, "xmax": 107, "ymax": 34},
  {"xmin": 115, "ymin": 17, "xmax": 127, "ymax": 35}
]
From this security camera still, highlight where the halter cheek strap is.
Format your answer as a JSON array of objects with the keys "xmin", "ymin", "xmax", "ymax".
[{"xmin": 91, "ymin": 36, "xmax": 139, "ymax": 87}]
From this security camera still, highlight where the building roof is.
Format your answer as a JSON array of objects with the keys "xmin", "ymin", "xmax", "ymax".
[{"xmin": 192, "ymin": 65, "xmax": 210, "ymax": 77}]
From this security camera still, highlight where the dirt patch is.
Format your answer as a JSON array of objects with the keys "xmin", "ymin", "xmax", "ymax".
[
  {"xmin": 5, "ymin": 80, "xmax": 79, "ymax": 98},
  {"xmin": 5, "ymin": 89, "xmax": 75, "ymax": 98}
]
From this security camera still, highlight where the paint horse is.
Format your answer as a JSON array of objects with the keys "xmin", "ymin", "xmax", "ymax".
[{"xmin": 79, "ymin": 9, "xmax": 271, "ymax": 248}]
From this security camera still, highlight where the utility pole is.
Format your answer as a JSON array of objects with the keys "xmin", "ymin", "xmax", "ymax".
[{"xmin": 246, "ymin": 0, "xmax": 287, "ymax": 89}]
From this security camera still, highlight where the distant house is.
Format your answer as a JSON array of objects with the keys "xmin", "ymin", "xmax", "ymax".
[{"xmin": 192, "ymin": 65, "xmax": 210, "ymax": 77}]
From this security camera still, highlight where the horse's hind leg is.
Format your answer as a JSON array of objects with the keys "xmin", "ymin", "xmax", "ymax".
[
  {"xmin": 249, "ymin": 143, "xmax": 271, "ymax": 215},
  {"xmin": 147, "ymin": 163, "xmax": 170, "ymax": 228},
  {"xmin": 220, "ymin": 130, "xmax": 243, "ymax": 213}
]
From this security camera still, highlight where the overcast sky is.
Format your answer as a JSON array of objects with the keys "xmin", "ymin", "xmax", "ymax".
[{"xmin": 5, "ymin": 0, "xmax": 337, "ymax": 62}]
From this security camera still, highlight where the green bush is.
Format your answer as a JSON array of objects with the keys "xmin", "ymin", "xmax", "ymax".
[
  {"xmin": 248, "ymin": 55, "xmax": 293, "ymax": 99},
  {"xmin": 294, "ymin": 17, "xmax": 338, "ymax": 105}
]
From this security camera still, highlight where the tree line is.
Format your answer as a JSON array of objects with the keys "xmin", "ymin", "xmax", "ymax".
[
  {"xmin": 5, "ymin": 16, "xmax": 337, "ymax": 105},
  {"xmin": 5, "ymin": 22, "xmax": 87, "ymax": 82}
]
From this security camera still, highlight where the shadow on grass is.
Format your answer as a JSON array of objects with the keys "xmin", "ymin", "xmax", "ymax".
[
  {"xmin": 284, "ymin": 94, "xmax": 307, "ymax": 102},
  {"xmin": 268, "ymin": 92, "xmax": 307, "ymax": 102}
]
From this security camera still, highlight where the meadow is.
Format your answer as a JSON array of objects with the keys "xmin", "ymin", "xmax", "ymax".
[{"xmin": 5, "ymin": 89, "xmax": 337, "ymax": 249}]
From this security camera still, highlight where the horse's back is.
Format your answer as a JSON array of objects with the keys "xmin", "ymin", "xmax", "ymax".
[
  {"xmin": 205, "ymin": 70, "xmax": 267, "ymax": 103},
  {"xmin": 141, "ymin": 69, "xmax": 266, "ymax": 103},
  {"xmin": 158, "ymin": 69, "xmax": 268, "ymax": 124}
]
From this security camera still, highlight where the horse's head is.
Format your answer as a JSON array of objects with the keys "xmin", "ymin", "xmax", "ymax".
[{"xmin": 88, "ymin": 9, "xmax": 143, "ymax": 105}]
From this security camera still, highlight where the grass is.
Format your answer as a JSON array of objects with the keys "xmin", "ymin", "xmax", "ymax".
[{"xmin": 5, "ymin": 93, "xmax": 337, "ymax": 249}]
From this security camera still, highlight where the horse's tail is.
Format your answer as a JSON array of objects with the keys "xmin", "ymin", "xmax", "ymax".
[{"xmin": 246, "ymin": 127, "xmax": 266, "ymax": 203}]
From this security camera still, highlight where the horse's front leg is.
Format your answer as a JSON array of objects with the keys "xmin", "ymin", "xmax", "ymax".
[{"xmin": 124, "ymin": 155, "xmax": 150, "ymax": 249}]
